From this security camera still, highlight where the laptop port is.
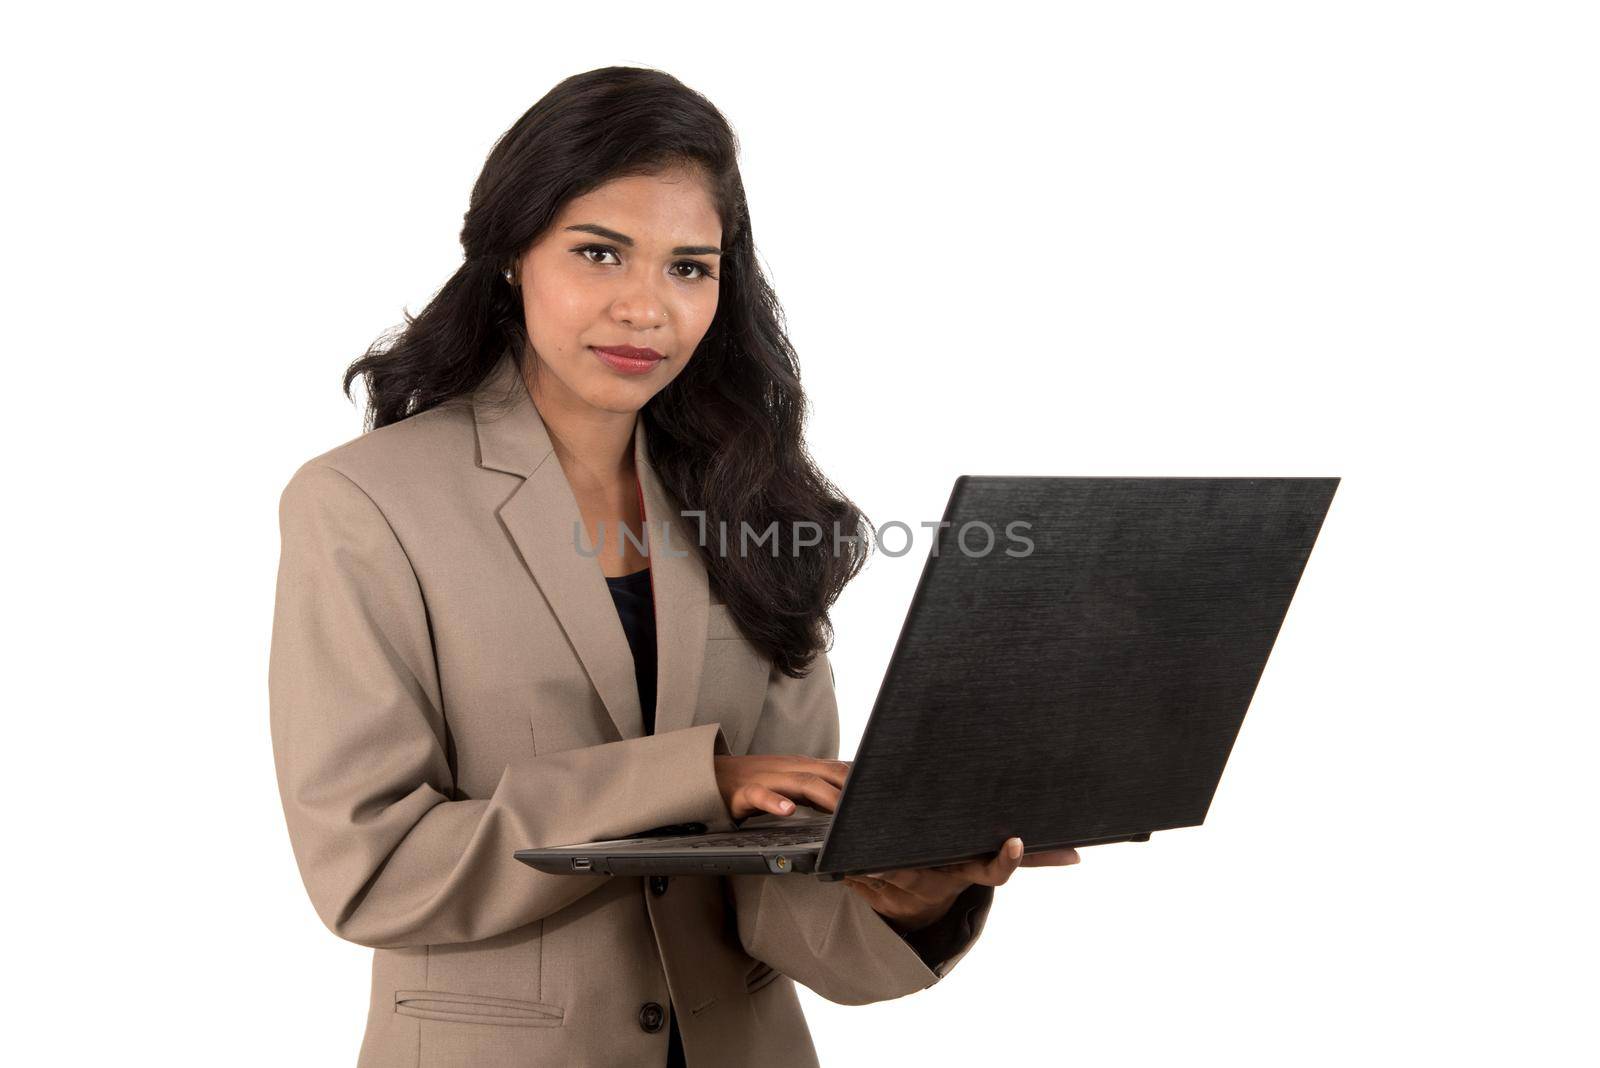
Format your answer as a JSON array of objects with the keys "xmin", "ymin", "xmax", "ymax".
[{"xmin": 572, "ymin": 857, "xmax": 592, "ymax": 871}]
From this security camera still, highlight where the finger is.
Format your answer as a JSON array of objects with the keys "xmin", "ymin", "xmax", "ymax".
[
  {"xmin": 737, "ymin": 783, "xmax": 800, "ymax": 819},
  {"xmin": 928, "ymin": 838, "xmax": 1025, "ymax": 886},
  {"xmin": 849, "ymin": 873, "xmax": 920, "ymax": 923},
  {"xmin": 775, "ymin": 772, "xmax": 842, "ymax": 814},
  {"xmin": 764, "ymin": 755, "xmax": 851, "ymax": 789},
  {"xmin": 862, "ymin": 866, "xmax": 966, "ymax": 903},
  {"xmin": 800, "ymin": 758, "xmax": 852, "ymax": 789},
  {"xmin": 928, "ymin": 857, "xmax": 992, "ymax": 878},
  {"xmin": 1021, "ymin": 847, "xmax": 1081, "ymax": 867},
  {"xmin": 980, "ymin": 837, "xmax": 1025, "ymax": 887},
  {"xmin": 844, "ymin": 879, "xmax": 887, "ymax": 910}
]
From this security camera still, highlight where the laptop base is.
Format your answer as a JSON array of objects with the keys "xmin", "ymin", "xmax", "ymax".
[{"xmin": 515, "ymin": 823, "xmax": 1155, "ymax": 879}]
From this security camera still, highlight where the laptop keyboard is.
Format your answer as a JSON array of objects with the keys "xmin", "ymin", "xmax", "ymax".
[{"xmin": 672, "ymin": 817, "xmax": 833, "ymax": 848}]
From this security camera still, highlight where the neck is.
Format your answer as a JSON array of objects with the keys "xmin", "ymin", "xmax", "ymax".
[{"xmin": 522, "ymin": 363, "xmax": 638, "ymax": 494}]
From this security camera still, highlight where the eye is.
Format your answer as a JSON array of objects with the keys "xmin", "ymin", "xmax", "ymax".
[
  {"xmin": 574, "ymin": 244, "xmax": 621, "ymax": 266},
  {"xmin": 573, "ymin": 244, "xmax": 717, "ymax": 282},
  {"xmin": 672, "ymin": 261, "xmax": 717, "ymax": 281}
]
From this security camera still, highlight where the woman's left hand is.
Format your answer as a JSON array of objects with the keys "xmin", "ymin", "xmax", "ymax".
[{"xmin": 842, "ymin": 837, "xmax": 1081, "ymax": 935}]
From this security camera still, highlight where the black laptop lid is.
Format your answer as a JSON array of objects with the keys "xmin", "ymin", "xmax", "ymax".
[{"xmin": 816, "ymin": 476, "xmax": 1338, "ymax": 875}]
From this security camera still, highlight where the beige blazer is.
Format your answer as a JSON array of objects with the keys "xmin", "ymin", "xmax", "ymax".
[{"xmin": 268, "ymin": 352, "xmax": 993, "ymax": 1067}]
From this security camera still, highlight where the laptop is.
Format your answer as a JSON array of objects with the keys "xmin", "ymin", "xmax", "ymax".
[{"xmin": 514, "ymin": 475, "xmax": 1339, "ymax": 882}]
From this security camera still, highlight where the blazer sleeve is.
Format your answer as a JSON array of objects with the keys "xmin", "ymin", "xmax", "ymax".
[
  {"xmin": 268, "ymin": 461, "xmax": 736, "ymax": 949},
  {"xmin": 725, "ymin": 649, "xmax": 996, "ymax": 1004}
]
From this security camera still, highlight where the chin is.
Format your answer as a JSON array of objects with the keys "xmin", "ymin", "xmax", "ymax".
[{"xmin": 581, "ymin": 382, "xmax": 656, "ymax": 416}]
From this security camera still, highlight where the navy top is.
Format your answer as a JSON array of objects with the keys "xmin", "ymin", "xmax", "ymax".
[
  {"xmin": 603, "ymin": 567, "xmax": 976, "ymax": 1065},
  {"xmin": 605, "ymin": 567, "xmax": 659, "ymax": 735},
  {"xmin": 604, "ymin": 567, "xmax": 685, "ymax": 1067}
]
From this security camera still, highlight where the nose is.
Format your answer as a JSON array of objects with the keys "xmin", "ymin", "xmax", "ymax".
[{"xmin": 609, "ymin": 271, "xmax": 670, "ymax": 331}]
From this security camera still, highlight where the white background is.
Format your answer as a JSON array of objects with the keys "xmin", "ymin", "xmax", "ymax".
[{"xmin": 5, "ymin": 2, "xmax": 1595, "ymax": 1064}]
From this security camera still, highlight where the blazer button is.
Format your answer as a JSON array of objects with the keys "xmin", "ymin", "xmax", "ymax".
[
  {"xmin": 638, "ymin": 1001, "xmax": 665, "ymax": 1033},
  {"xmin": 649, "ymin": 875, "xmax": 670, "ymax": 896}
]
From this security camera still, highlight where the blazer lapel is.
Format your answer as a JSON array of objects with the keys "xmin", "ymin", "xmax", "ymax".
[
  {"xmin": 471, "ymin": 353, "xmax": 710, "ymax": 744},
  {"xmin": 635, "ymin": 425, "xmax": 710, "ymax": 740}
]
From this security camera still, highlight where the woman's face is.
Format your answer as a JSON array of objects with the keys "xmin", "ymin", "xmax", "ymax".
[{"xmin": 512, "ymin": 167, "xmax": 723, "ymax": 418}]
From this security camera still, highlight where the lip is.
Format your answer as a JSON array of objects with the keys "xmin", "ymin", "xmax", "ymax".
[
  {"xmin": 593, "ymin": 345, "xmax": 663, "ymax": 360},
  {"xmin": 590, "ymin": 345, "xmax": 665, "ymax": 376}
]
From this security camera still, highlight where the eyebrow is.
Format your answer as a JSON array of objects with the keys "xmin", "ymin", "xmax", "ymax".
[{"xmin": 564, "ymin": 222, "xmax": 722, "ymax": 257}]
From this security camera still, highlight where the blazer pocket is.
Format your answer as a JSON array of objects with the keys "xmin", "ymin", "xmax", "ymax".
[
  {"xmin": 744, "ymin": 961, "xmax": 782, "ymax": 995},
  {"xmin": 394, "ymin": 989, "xmax": 565, "ymax": 1028}
]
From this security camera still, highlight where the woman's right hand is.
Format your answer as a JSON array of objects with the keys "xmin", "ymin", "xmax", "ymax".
[{"xmin": 712, "ymin": 754, "xmax": 852, "ymax": 821}]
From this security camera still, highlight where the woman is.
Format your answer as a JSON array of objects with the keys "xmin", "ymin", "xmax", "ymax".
[{"xmin": 269, "ymin": 66, "xmax": 1080, "ymax": 1068}]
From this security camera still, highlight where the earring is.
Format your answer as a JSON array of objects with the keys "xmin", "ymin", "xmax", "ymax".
[{"xmin": 503, "ymin": 267, "xmax": 515, "ymax": 283}]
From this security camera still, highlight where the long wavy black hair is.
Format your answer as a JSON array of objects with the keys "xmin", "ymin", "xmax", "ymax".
[{"xmin": 342, "ymin": 66, "xmax": 873, "ymax": 679}]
